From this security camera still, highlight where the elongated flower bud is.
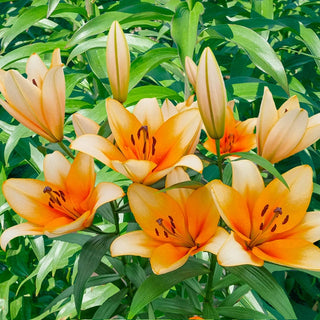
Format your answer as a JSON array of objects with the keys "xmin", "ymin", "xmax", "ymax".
[
  {"xmin": 185, "ymin": 56, "xmax": 197, "ymax": 88},
  {"xmin": 196, "ymin": 47, "xmax": 227, "ymax": 139},
  {"xmin": 106, "ymin": 21, "xmax": 130, "ymax": 103}
]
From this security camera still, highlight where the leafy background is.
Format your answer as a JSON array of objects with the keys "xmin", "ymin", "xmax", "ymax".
[{"xmin": 1, "ymin": 0, "xmax": 320, "ymax": 319}]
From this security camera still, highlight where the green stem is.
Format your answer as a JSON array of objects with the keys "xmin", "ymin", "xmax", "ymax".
[
  {"xmin": 205, "ymin": 254, "xmax": 216, "ymax": 303},
  {"xmin": 57, "ymin": 141, "xmax": 75, "ymax": 159},
  {"xmin": 215, "ymin": 139, "xmax": 223, "ymax": 179},
  {"xmin": 111, "ymin": 201, "xmax": 120, "ymax": 234}
]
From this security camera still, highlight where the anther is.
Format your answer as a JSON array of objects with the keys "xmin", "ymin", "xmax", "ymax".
[
  {"xmin": 155, "ymin": 228, "xmax": 160, "ymax": 236},
  {"xmin": 137, "ymin": 126, "xmax": 149, "ymax": 139},
  {"xmin": 32, "ymin": 79, "xmax": 38, "ymax": 87},
  {"xmin": 152, "ymin": 137, "xmax": 156, "ymax": 155},
  {"xmin": 156, "ymin": 218, "xmax": 163, "ymax": 225},
  {"xmin": 282, "ymin": 215, "xmax": 289, "ymax": 225},
  {"xmin": 168, "ymin": 216, "xmax": 173, "ymax": 221},
  {"xmin": 49, "ymin": 197, "xmax": 56, "ymax": 204},
  {"xmin": 171, "ymin": 227, "xmax": 176, "ymax": 234},
  {"xmin": 131, "ymin": 134, "xmax": 135, "ymax": 145},
  {"xmin": 53, "ymin": 191, "xmax": 60, "ymax": 196},
  {"xmin": 170, "ymin": 220, "xmax": 176, "ymax": 229},
  {"xmin": 43, "ymin": 186, "xmax": 52, "ymax": 193},
  {"xmin": 142, "ymin": 141, "xmax": 146, "ymax": 154},
  {"xmin": 259, "ymin": 222, "xmax": 264, "ymax": 230},
  {"xmin": 284, "ymin": 108, "xmax": 288, "ymax": 113},
  {"xmin": 271, "ymin": 224, "xmax": 277, "ymax": 232},
  {"xmin": 56, "ymin": 197, "xmax": 61, "ymax": 206},
  {"xmin": 49, "ymin": 202, "xmax": 54, "ymax": 208},
  {"xmin": 164, "ymin": 231, "xmax": 169, "ymax": 238},
  {"xmin": 261, "ymin": 204, "xmax": 269, "ymax": 217}
]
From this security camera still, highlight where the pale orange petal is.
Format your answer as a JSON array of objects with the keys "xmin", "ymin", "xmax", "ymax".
[
  {"xmin": 210, "ymin": 180, "xmax": 251, "ymax": 241},
  {"xmin": 277, "ymin": 95, "xmax": 300, "ymax": 117},
  {"xmin": 72, "ymin": 113, "xmax": 100, "ymax": 136},
  {"xmin": 253, "ymin": 239, "xmax": 320, "ymax": 271},
  {"xmin": 3, "ymin": 179, "xmax": 64, "ymax": 225},
  {"xmin": 185, "ymin": 56, "xmax": 197, "ymax": 88},
  {"xmin": 261, "ymin": 109, "xmax": 308, "ymax": 163},
  {"xmin": 106, "ymin": 98, "xmax": 142, "ymax": 158},
  {"xmin": 252, "ymin": 165, "xmax": 312, "ymax": 238},
  {"xmin": 236, "ymin": 117, "xmax": 256, "ymax": 136},
  {"xmin": 231, "ymin": 160, "xmax": 264, "ymax": 214},
  {"xmin": 186, "ymin": 183, "xmax": 220, "ymax": 245},
  {"xmin": 127, "ymin": 183, "xmax": 190, "ymax": 245},
  {"xmin": 150, "ymin": 243, "xmax": 190, "ymax": 274},
  {"xmin": 50, "ymin": 48, "xmax": 62, "ymax": 68},
  {"xmin": 133, "ymin": 98, "xmax": 164, "ymax": 135},
  {"xmin": 165, "ymin": 167, "xmax": 193, "ymax": 209},
  {"xmin": 43, "ymin": 151, "xmax": 71, "ymax": 188},
  {"xmin": 111, "ymin": 159, "xmax": 157, "ymax": 183},
  {"xmin": 111, "ymin": 230, "xmax": 162, "ymax": 258},
  {"xmin": 71, "ymin": 134, "xmax": 126, "ymax": 168},
  {"xmin": 0, "ymin": 223, "xmax": 44, "ymax": 251},
  {"xmin": 256, "ymin": 87, "xmax": 278, "ymax": 153},
  {"xmin": 161, "ymin": 99, "xmax": 177, "ymax": 121},
  {"xmin": 26, "ymin": 53, "xmax": 47, "ymax": 88},
  {"xmin": 201, "ymin": 227, "xmax": 229, "ymax": 254},
  {"xmin": 217, "ymin": 232, "xmax": 264, "ymax": 267},
  {"xmin": 41, "ymin": 66, "xmax": 65, "ymax": 142},
  {"xmin": 90, "ymin": 182, "xmax": 124, "ymax": 213}
]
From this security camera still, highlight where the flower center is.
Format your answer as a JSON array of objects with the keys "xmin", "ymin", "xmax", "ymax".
[
  {"xmin": 154, "ymin": 215, "xmax": 197, "ymax": 248},
  {"xmin": 43, "ymin": 186, "xmax": 79, "ymax": 220},
  {"xmin": 221, "ymin": 133, "xmax": 235, "ymax": 153},
  {"xmin": 130, "ymin": 125, "xmax": 157, "ymax": 160},
  {"xmin": 247, "ymin": 204, "xmax": 290, "ymax": 249}
]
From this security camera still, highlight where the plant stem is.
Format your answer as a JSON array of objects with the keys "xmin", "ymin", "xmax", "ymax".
[
  {"xmin": 215, "ymin": 139, "xmax": 223, "ymax": 179},
  {"xmin": 57, "ymin": 141, "xmax": 75, "ymax": 159},
  {"xmin": 111, "ymin": 200, "xmax": 120, "ymax": 234}
]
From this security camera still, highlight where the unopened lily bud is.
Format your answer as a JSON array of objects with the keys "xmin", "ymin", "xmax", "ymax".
[
  {"xmin": 106, "ymin": 21, "xmax": 130, "ymax": 103},
  {"xmin": 185, "ymin": 56, "xmax": 197, "ymax": 88},
  {"xmin": 196, "ymin": 47, "xmax": 227, "ymax": 139}
]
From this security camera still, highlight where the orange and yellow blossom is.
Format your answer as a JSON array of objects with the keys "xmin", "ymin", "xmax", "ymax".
[
  {"xmin": 71, "ymin": 98, "xmax": 203, "ymax": 185},
  {"xmin": 111, "ymin": 168, "xmax": 229, "ymax": 274},
  {"xmin": 0, "ymin": 151, "xmax": 124, "ymax": 251},
  {"xmin": 0, "ymin": 49, "xmax": 65, "ymax": 142},
  {"xmin": 203, "ymin": 101, "xmax": 256, "ymax": 155},
  {"xmin": 257, "ymin": 87, "xmax": 320, "ymax": 163},
  {"xmin": 210, "ymin": 160, "xmax": 320, "ymax": 270}
]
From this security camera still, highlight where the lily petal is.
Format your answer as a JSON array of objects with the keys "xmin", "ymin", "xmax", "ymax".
[
  {"xmin": 111, "ymin": 230, "xmax": 162, "ymax": 257},
  {"xmin": 133, "ymin": 98, "xmax": 164, "ymax": 135},
  {"xmin": 111, "ymin": 159, "xmax": 157, "ymax": 183},
  {"xmin": 0, "ymin": 222, "xmax": 43, "ymax": 251},
  {"xmin": 3, "ymin": 179, "xmax": 64, "ymax": 225},
  {"xmin": 201, "ymin": 227, "xmax": 229, "ymax": 254},
  {"xmin": 277, "ymin": 95, "xmax": 300, "ymax": 117},
  {"xmin": 150, "ymin": 243, "xmax": 190, "ymax": 275},
  {"xmin": 72, "ymin": 113, "xmax": 100, "ymax": 136},
  {"xmin": 210, "ymin": 180, "xmax": 251, "ymax": 241},
  {"xmin": 26, "ymin": 53, "xmax": 48, "ymax": 88},
  {"xmin": 253, "ymin": 239, "xmax": 320, "ymax": 271},
  {"xmin": 252, "ymin": 165, "xmax": 312, "ymax": 236},
  {"xmin": 71, "ymin": 134, "xmax": 126, "ymax": 168},
  {"xmin": 217, "ymin": 232, "xmax": 264, "ymax": 267},
  {"xmin": 261, "ymin": 109, "xmax": 308, "ymax": 163},
  {"xmin": 44, "ymin": 151, "xmax": 71, "ymax": 187},
  {"xmin": 256, "ymin": 87, "xmax": 278, "ymax": 153},
  {"xmin": 232, "ymin": 160, "xmax": 264, "ymax": 214},
  {"xmin": 89, "ymin": 182, "xmax": 124, "ymax": 213},
  {"xmin": 161, "ymin": 99, "xmax": 177, "ymax": 121}
]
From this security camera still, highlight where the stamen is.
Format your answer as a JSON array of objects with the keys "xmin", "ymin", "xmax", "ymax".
[
  {"xmin": 261, "ymin": 204, "xmax": 269, "ymax": 217},
  {"xmin": 49, "ymin": 197, "xmax": 56, "ymax": 204},
  {"xmin": 164, "ymin": 231, "xmax": 169, "ymax": 238},
  {"xmin": 56, "ymin": 197, "xmax": 61, "ymax": 206},
  {"xmin": 171, "ymin": 227, "xmax": 176, "ymax": 234},
  {"xmin": 131, "ymin": 134, "xmax": 135, "ymax": 145},
  {"xmin": 59, "ymin": 191, "xmax": 66, "ymax": 202},
  {"xmin": 284, "ymin": 108, "xmax": 288, "ymax": 113},
  {"xmin": 273, "ymin": 207, "xmax": 282, "ymax": 216},
  {"xmin": 168, "ymin": 216, "xmax": 173, "ymax": 221},
  {"xmin": 137, "ymin": 126, "xmax": 149, "ymax": 139},
  {"xmin": 49, "ymin": 202, "xmax": 54, "ymax": 209},
  {"xmin": 282, "ymin": 215, "xmax": 289, "ymax": 225},
  {"xmin": 53, "ymin": 191, "xmax": 60, "ymax": 196},
  {"xmin": 170, "ymin": 220, "xmax": 176, "ymax": 229},
  {"xmin": 152, "ymin": 137, "xmax": 156, "ymax": 155},
  {"xmin": 155, "ymin": 228, "xmax": 159, "ymax": 236},
  {"xmin": 142, "ymin": 141, "xmax": 146, "ymax": 154},
  {"xmin": 271, "ymin": 224, "xmax": 277, "ymax": 232},
  {"xmin": 259, "ymin": 222, "xmax": 264, "ymax": 230},
  {"xmin": 156, "ymin": 218, "xmax": 163, "ymax": 225}
]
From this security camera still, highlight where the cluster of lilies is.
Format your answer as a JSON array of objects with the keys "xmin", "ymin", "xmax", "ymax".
[{"xmin": 1, "ymin": 21, "xmax": 320, "ymax": 275}]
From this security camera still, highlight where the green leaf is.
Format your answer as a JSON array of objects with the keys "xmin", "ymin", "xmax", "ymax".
[
  {"xmin": 125, "ymin": 85, "xmax": 183, "ymax": 106},
  {"xmin": 1, "ymin": 6, "xmax": 47, "ymax": 50},
  {"xmin": 129, "ymin": 47, "xmax": 178, "ymax": 90},
  {"xmin": 227, "ymin": 265, "xmax": 296, "ymax": 319},
  {"xmin": 128, "ymin": 259, "xmax": 209, "ymax": 319},
  {"xmin": 203, "ymin": 24, "xmax": 289, "ymax": 94},
  {"xmin": 225, "ymin": 152, "xmax": 289, "ymax": 189},
  {"xmin": 171, "ymin": 1, "xmax": 204, "ymax": 66},
  {"xmin": 47, "ymin": 0, "xmax": 60, "ymax": 18},
  {"xmin": 153, "ymin": 296, "xmax": 200, "ymax": 316},
  {"xmin": 217, "ymin": 306, "xmax": 272, "ymax": 319},
  {"xmin": 74, "ymin": 234, "xmax": 115, "ymax": 315}
]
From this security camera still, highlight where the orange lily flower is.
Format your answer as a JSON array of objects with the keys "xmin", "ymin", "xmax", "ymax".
[
  {"xmin": 257, "ymin": 87, "xmax": 320, "ymax": 163},
  {"xmin": 203, "ymin": 101, "xmax": 256, "ymax": 155},
  {"xmin": 106, "ymin": 20, "xmax": 130, "ymax": 103},
  {"xmin": 211, "ymin": 160, "xmax": 320, "ymax": 270},
  {"xmin": 71, "ymin": 98, "xmax": 203, "ymax": 185},
  {"xmin": 0, "ymin": 151, "xmax": 124, "ymax": 250},
  {"xmin": 111, "ymin": 168, "xmax": 229, "ymax": 274},
  {"xmin": 0, "ymin": 49, "xmax": 65, "ymax": 142}
]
